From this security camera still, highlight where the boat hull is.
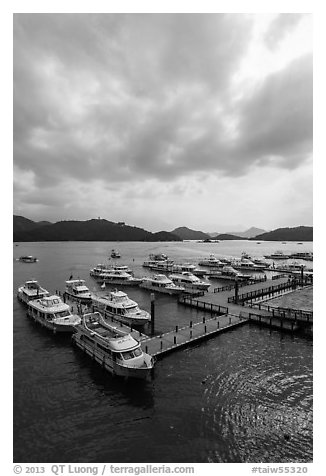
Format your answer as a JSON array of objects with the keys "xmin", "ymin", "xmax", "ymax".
[
  {"xmin": 72, "ymin": 335, "xmax": 153, "ymax": 380},
  {"xmin": 64, "ymin": 291, "xmax": 92, "ymax": 304},
  {"xmin": 96, "ymin": 278, "xmax": 142, "ymax": 286},
  {"xmin": 140, "ymin": 282, "xmax": 184, "ymax": 295},
  {"xmin": 97, "ymin": 310, "xmax": 150, "ymax": 328},
  {"xmin": 27, "ymin": 310, "xmax": 78, "ymax": 333}
]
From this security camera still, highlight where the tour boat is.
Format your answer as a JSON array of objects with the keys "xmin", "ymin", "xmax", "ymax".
[
  {"xmin": 72, "ymin": 311, "xmax": 154, "ymax": 379},
  {"xmin": 140, "ymin": 274, "xmax": 185, "ymax": 295},
  {"xmin": 90, "ymin": 264, "xmax": 110, "ymax": 278},
  {"xmin": 231, "ymin": 258, "xmax": 265, "ymax": 271},
  {"xmin": 171, "ymin": 263, "xmax": 207, "ymax": 276},
  {"xmin": 264, "ymin": 251, "xmax": 290, "ymax": 260},
  {"xmin": 111, "ymin": 249, "xmax": 121, "ymax": 258},
  {"xmin": 26, "ymin": 295, "xmax": 81, "ymax": 333},
  {"xmin": 289, "ymin": 252, "xmax": 313, "ymax": 261},
  {"xmin": 18, "ymin": 255, "xmax": 38, "ymax": 263},
  {"xmin": 198, "ymin": 255, "xmax": 225, "ymax": 267},
  {"xmin": 90, "ymin": 264, "xmax": 132, "ymax": 277},
  {"xmin": 168, "ymin": 271, "xmax": 210, "ymax": 291},
  {"xmin": 91, "ymin": 290, "xmax": 151, "ymax": 327},
  {"xmin": 94, "ymin": 269, "xmax": 143, "ymax": 286},
  {"xmin": 143, "ymin": 253, "xmax": 174, "ymax": 271},
  {"xmin": 251, "ymin": 257, "xmax": 271, "ymax": 268},
  {"xmin": 218, "ymin": 266, "xmax": 251, "ymax": 281},
  {"xmin": 65, "ymin": 279, "xmax": 93, "ymax": 304},
  {"xmin": 17, "ymin": 280, "xmax": 49, "ymax": 304}
]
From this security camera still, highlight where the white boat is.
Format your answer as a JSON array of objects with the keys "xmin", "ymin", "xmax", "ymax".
[
  {"xmin": 275, "ymin": 262, "xmax": 307, "ymax": 272},
  {"xmin": 168, "ymin": 272, "xmax": 210, "ymax": 291},
  {"xmin": 289, "ymin": 252, "xmax": 313, "ymax": 261},
  {"xmin": 18, "ymin": 255, "xmax": 38, "ymax": 263},
  {"xmin": 140, "ymin": 274, "xmax": 185, "ymax": 295},
  {"xmin": 95, "ymin": 269, "xmax": 142, "ymax": 286},
  {"xmin": 65, "ymin": 279, "xmax": 93, "ymax": 304},
  {"xmin": 172, "ymin": 262, "xmax": 208, "ymax": 277},
  {"xmin": 72, "ymin": 311, "xmax": 154, "ymax": 380},
  {"xmin": 252, "ymin": 257, "xmax": 271, "ymax": 268},
  {"xmin": 198, "ymin": 255, "xmax": 225, "ymax": 267},
  {"xmin": 143, "ymin": 253, "xmax": 174, "ymax": 271},
  {"xmin": 26, "ymin": 295, "xmax": 81, "ymax": 333},
  {"xmin": 264, "ymin": 251, "xmax": 290, "ymax": 260},
  {"xmin": 218, "ymin": 266, "xmax": 251, "ymax": 281},
  {"xmin": 90, "ymin": 263, "xmax": 110, "ymax": 278},
  {"xmin": 90, "ymin": 263, "xmax": 132, "ymax": 278},
  {"xmin": 91, "ymin": 290, "xmax": 151, "ymax": 327},
  {"xmin": 231, "ymin": 258, "xmax": 265, "ymax": 271},
  {"xmin": 111, "ymin": 249, "xmax": 121, "ymax": 258},
  {"xmin": 17, "ymin": 280, "xmax": 49, "ymax": 304}
]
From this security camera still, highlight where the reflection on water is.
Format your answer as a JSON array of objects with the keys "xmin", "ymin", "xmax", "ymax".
[{"xmin": 13, "ymin": 241, "xmax": 313, "ymax": 463}]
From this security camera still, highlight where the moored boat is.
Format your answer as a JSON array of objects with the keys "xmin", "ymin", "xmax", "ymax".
[
  {"xmin": 65, "ymin": 279, "xmax": 92, "ymax": 303},
  {"xmin": 17, "ymin": 280, "xmax": 49, "ymax": 304},
  {"xmin": 72, "ymin": 311, "xmax": 154, "ymax": 379},
  {"xmin": 91, "ymin": 290, "xmax": 151, "ymax": 327},
  {"xmin": 264, "ymin": 251, "xmax": 290, "ymax": 260},
  {"xmin": 93, "ymin": 269, "xmax": 142, "ymax": 286},
  {"xmin": 26, "ymin": 295, "xmax": 81, "ymax": 333},
  {"xmin": 168, "ymin": 271, "xmax": 210, "ymax": 291},
  {"xmin": 143, "ymin": 253, "xmax": 174, "ymax": 271},
  {"xmin": 111, "ymin": 249, "xmax": 121, "ymax": 258},
  {"xmin": 288, "ymin": 252, "xmax": 313, "ymax": 261},
  {"xmin": 217, "ymin": 266, "xmax": 251, "ymax": 281},
  {"xmin": 140, "ymin": 274, "xmax": 185, "ymax": 295},
  {"xmin": 198, "ymin": 255, "xmax": 225, "ymax": 267},
  {"xmin": 231, "ymin": 258, "xmax": 265, "ymax": 271}
]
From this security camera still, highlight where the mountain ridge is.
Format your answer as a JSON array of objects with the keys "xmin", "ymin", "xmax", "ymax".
[{"xmin": 13, "ymin": 216, "xmax": 181, "ymax": 242}]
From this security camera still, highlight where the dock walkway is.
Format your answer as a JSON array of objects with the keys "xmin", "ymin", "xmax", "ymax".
[{"xmin": 140, "ymin": 313, "xmax": 248, "ymax": 359}]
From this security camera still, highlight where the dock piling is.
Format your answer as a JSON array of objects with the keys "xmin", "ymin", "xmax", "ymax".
[{"xmin": 150, "ymin": 293, "xmax": 155, "ymax": 336}]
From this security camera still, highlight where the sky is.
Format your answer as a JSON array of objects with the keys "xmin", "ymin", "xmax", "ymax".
[{"xmin": 13, "ymin": 12, "xmax": 313, "ymax": 233}]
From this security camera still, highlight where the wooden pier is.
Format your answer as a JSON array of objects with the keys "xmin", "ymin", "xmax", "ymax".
[
  {"xmin": 61, "ymin": 274, "xmax": 312, "ymax": 367},
  {"xmin": 140, "ymin": 313, "xmax": 248, "ymax": 359}
]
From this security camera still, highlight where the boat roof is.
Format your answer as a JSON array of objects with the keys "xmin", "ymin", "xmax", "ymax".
[
  {"xmin": 83, "ymin": 313, "xmax": 139, "ymax": 351},
  {"xmin": 66, "ymin": 279, "xmax": 86, "ymax": 285},
  {"xmin": 93, "ymin": 291, "xmax": 137, "ymax": 307},
  {"xmin": 75, "ymin": 285, "xmax": 90, "ymax": 292},
  {"xmin": 28, "ymin": 295, "xmax": 70, "ymax": 312}
]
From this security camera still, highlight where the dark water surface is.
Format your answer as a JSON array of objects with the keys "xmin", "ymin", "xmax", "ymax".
[{"xmin": 13, "ymin": 241, "xmax": 313, "ymax": 463}]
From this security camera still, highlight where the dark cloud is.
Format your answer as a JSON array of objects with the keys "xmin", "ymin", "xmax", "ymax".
[
  {"xmin": 234, "ymin": 54, "xmax": 312, "ymax": 169},
  {"xmin": 13, "ymin": 13, "xmax": 312, "ymax": 221}
]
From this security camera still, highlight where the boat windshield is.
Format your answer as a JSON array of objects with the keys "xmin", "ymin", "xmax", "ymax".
[
  {"xmin": 121, "ymin": 348, "xmax": 143, "ymax": 360},
  {"xmin": 54, "ymin": 310, "xmax": 71, "ymax": 318}
]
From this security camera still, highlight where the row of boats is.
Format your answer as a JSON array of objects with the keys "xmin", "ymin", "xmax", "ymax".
[{"xmin": 17, "ymin": 280, "xmax": 154, "ymax": 379}]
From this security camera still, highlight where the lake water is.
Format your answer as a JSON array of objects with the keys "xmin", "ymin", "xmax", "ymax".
[{"xmin": 13, "ymin": 240, "xmax": 313, "ymax": 463}]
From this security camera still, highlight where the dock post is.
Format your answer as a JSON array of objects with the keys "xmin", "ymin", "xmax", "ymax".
[
  {"xmin": 234, "ymin": 277, "xmax": 239, "ymax": 304},
  {"xmin": 150, "ymin": 293, "xmax": 155, "ymax": 336},
  {"xmin": 174, "ymin": 336, "xmax": 176, "ymax": 345},
  {"xmin": 176, "ymin": 325, "xmax": 178, "ymax": 333},
  {"xmin": 301, "ymin": 266, "xmax": 304, "ymax": 286},
  {"xmin": 190, "ymin": 321, "xmax": 192, "ymax": 328}
]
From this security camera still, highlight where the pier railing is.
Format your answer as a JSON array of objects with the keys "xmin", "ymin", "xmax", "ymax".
[
  {"xmin": 178, "ymin": 295, "xmax": 228, "ymax": 315},
  {"xmin": 213, "ymin": 275, "xmax": 267, "ymax": 293},
  {"xmin": 228, "ymin": 281, "xmax": 296, "ymax": 304},
  {"xmin": 248, "ymin": 302, "xmax": 313, "ymax": 322}
]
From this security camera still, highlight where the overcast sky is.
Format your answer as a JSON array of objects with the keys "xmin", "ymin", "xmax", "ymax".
[{"xmin": 13, "ymin": 13, "xmax": 312, "ymax": 232}]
